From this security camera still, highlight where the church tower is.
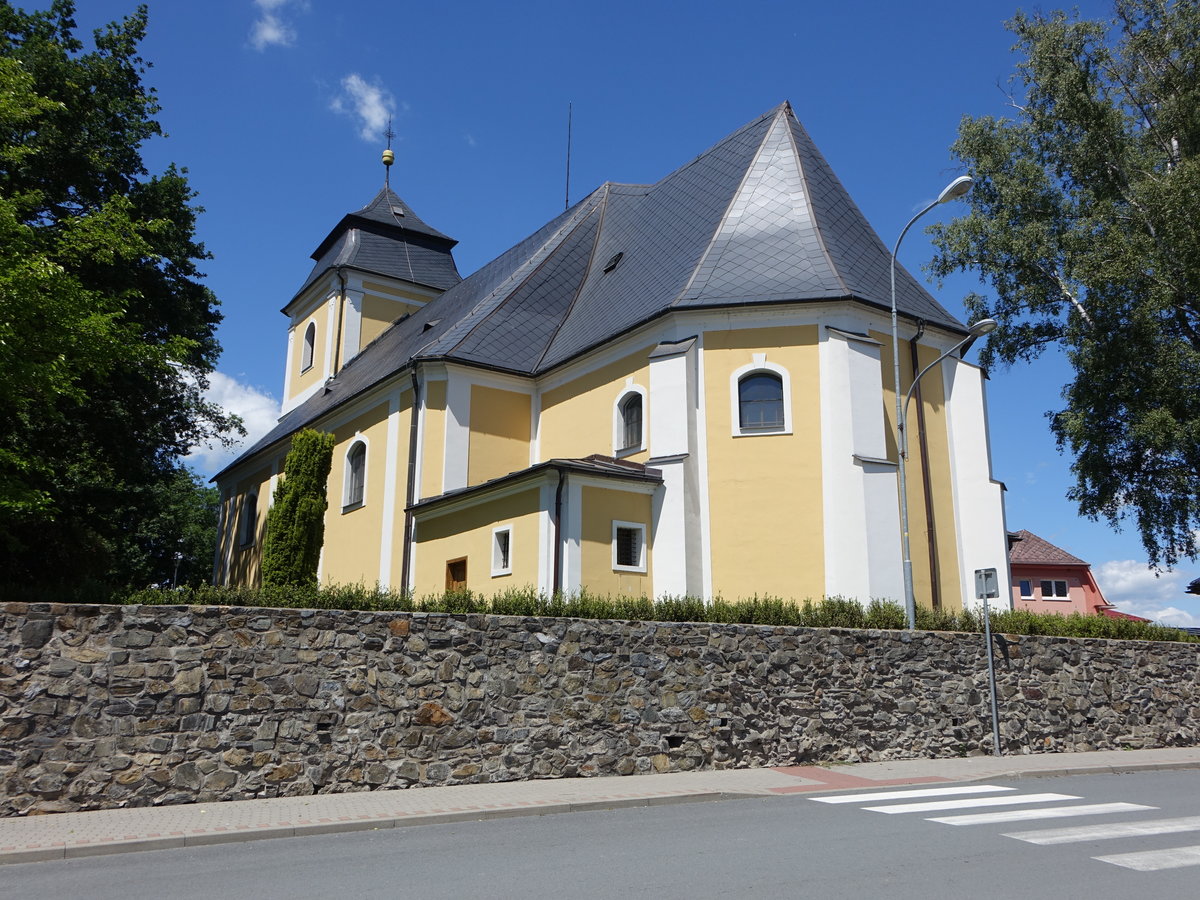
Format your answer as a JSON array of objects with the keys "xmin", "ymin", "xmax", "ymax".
[{"xmin": 280, "ymin": 149, "xmax": 461, "ymax": 415}]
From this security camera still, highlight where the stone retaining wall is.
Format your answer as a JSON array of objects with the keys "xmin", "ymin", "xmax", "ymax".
[{"xmin": 2, "ymin": 602, "xmax": 1198, "ymax": 815}]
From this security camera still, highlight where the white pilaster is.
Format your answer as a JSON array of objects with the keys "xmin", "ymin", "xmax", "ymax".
[
  {"xmin": 648, "ymin": 338, "xmax": 701, "ymax": 598},
  {"xmin": 943, "ymin": 361, "xmax": 1012, "ymax": 611},
  {"xmin": 342, "ymin": 289, "xmax": 364, "ymax": 364},
  {"xmin": 564, "ymin": 477, "xmax": 583, "ymax": 593},
  {"xmin": 323, "ymin": 294, "xmax": 338, "ymax": 379},
  {"xmin": 281, "ymin": 328, "xmax": 296, "ymax": 415},
  {"xmin": 820, "ymin": 328, "xmax": 903, "ymax": 604},
  {"xmin": 379, "ymin": 388, "xmax": 402, "ymax": 588},
  {"xmin": 538, "ymin": 480, "xmax": 556, "ymax": 594}
]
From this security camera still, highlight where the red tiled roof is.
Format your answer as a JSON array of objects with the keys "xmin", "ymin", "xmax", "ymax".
[
  {"xmin": 1009, "ymin": 529, "xmax": 1089, "ymax": 566},
  {"xmin": 1100, "ymin": 607, "xmax": 1152, "ymax": 622}
]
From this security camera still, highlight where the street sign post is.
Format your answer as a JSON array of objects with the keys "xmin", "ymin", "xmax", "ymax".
[{"xmin": 975, "ymin": 567, "xmax": 1002, "ymax": 757}]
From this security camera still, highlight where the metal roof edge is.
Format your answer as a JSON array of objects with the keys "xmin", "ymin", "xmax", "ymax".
[{"xmin": 407, "ymin": 456, "xmax": 663, "ymax": 514}]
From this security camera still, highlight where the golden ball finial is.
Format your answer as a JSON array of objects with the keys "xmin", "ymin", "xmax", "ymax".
[{"xmin": 382, "ymin": 148, "xmax": 395, "ymax": 167}]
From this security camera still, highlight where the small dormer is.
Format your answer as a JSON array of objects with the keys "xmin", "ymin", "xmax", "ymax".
[{"xmin": 280, "ymin": 186, "xmax": 461, "ymax": 414}]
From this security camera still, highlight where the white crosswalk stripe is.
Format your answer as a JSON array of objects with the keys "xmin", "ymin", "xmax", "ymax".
[
  {"xmin": 1006, "ymin": 815, "xmax": 1200, "ymax": 845},
  {"xmin": 863, "ymin": 792, "xmax": 1080, "ymax": 814},
  {"xmin": 930, "ymin": 802, "xmax": 1156, "ymax": 826},
  {"xmin": 812, "ymin": 785, "xmax": 1015, "ymax": 804},
  {"xmin": 1094, "ymin": 845, "xmax": 1200, "ymax": 871},
  {"xmin": 810, "ymin": 781, "xmax": 1200, "ymax": 872}
]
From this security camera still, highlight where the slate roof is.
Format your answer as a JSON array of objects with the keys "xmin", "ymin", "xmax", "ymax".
[
  {"xmin": 218, "ymin": 102, "xmax": 964, "ymax": 480},
  {"xmin": 287, "ymin": 187, "xmax": 462, "ymax": 307},
  {"xmin": 1009, "ymin": 530, "xmax": 1090, "ymax": 567}
]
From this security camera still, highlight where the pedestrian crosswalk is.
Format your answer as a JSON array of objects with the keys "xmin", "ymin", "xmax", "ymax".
[{"xmin": 811, "ymin": 780, "xmax": 1200, "ymax": 873}]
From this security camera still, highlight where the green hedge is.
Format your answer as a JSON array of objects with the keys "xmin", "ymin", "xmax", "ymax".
[{"xmin": 96, "ymin": 583, "xmax": 1199, "ymax": 643}]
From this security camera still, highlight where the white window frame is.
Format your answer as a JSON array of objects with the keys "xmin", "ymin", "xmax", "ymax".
[
  {"xmin": 1019, "ymin": 579, "xmax": 1034, "ymax": 599},
  {"xmin": 491, "ymin": 524, "xmax": 513, "ymax": 577},
  {"xmin": 301, "ymin": 321, "xmax": 317, "ymax": 373},
  {"xmin": 612, "ymin": 382, "xmax": 647, "ymax": 457},
  {"xmin": 729, "ymin": 355, "xmax": 792, "ymax": 437},
  {"xmin": 239, "ymin": 492, "xmax": 258, "ymax": 547},
  {"xmin": 612, "ymin": 520, "xmax": 647, "ymax": 573},
  {"xmin": 342, "ymin": 436, "xmax": 368, "ymax": 511}
]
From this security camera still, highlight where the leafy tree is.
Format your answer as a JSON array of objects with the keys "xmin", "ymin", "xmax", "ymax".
[
  {"xmin": 120, "ymin": 469, "xmax": 220, "ymax": 587},
  {"xmin": 261, "ymin": 430, "xmax": 335, "ymax": 589},
  {"xmin": 0, "ymin": 2, "xmax": 239, "ymax": 585},
  {"xmin": 930, "ymin": 0, "xmax": 1200, "ymax": 569}
]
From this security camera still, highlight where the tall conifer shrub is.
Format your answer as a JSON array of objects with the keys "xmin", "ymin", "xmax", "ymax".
[{"xmin": 260, "ymin": 429, "xmax": 335, "ymax": 588}]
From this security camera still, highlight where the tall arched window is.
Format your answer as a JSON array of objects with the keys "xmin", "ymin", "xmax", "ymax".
[
  {"xmin": 239, "ymin": 492, "xmax": 258, "ymax": 546},
  {"xmin": 619, "ymin": 393, "xmax": 642, "ymax": 451},
  {"xmin": 345, "ymin": 440, "xmax": 366, "ymax": 508},
  {"xmin": 613, "ymin": 384, "xmax": 647, "ymax": 455},
  {"xmin": 738, "ymin": 372, "xmax": 784, "ymax": 431},
  {"xmin": 301, "ymin": 322, "xmax": 316, "ymax": 372}
]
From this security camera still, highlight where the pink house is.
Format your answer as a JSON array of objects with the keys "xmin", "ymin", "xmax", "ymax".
[{"xmin": 1009, "ymin": 529, "xmax": 1147, "ymax": 620}]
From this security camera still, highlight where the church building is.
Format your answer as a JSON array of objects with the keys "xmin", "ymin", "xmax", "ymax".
[{"xmin": 213, "ymin": 102, "xmax": 1011, "ymax": 610}]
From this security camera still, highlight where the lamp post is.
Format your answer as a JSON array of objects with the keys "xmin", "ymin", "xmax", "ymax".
[
  {"xmin": 891, "ymin": 175, "xmax": 973, "ymax": 630},
  {"xmin": 898, "ymin": 318, "xmax": 998, "ymax": 457}
]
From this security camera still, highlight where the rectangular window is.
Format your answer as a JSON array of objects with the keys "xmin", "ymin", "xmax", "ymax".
[
  {"xmin": 1040, "ymin": 579, "xmax": 1069, "ymax": 599},
  {"xmin": 491, "ymin": 525, "xmax": 512, "ymax": 577},
  {"xmin": 239, "ymin": 493, "xmax": 258, "ymax": 547},
  {"xmin": 1019, "ymin": 580, "xmax": 1033, "ymax": 599},
  {"xmin": 612, "ymin": 520, "xmax": 646, "ymax": 572},
  {"xmin": 446, "ymin": 557, "xmax": 467, "ymax": 591}
]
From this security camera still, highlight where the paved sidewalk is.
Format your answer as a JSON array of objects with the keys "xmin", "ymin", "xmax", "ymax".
[{"xmin": 3, "ymin": 747, "xmax": 1198, "ymax": 866}]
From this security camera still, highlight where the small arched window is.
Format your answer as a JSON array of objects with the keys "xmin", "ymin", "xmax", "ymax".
[
  {"xmin": 738, "ymin": 373, "xmax": 784, "ymax": 431},
  {"xmin": 301, "ymin": 322, "xmax": 316, "ymax": 372},
  {"xmin": 239, "ymin": 492, "xmax": 258, "ymax": 546},
  {"xmin": 345, "ymin": 440, "xmax": 366, "ymax": 508},
  {"xmin": 619, "ymin": 393, "xmax": 642, "ymax": 451}
]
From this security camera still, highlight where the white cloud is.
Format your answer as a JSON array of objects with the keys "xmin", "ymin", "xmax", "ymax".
[
  {"xmin": 1094, "ymin": 559, "xmax": 1200, "ymax": 627},
  {"xmin": 249, "ymin": 0, "xmax": 302, "ymax": 51},
  {"xmin": 187, "ymin": 372, "xmax": 279, "ymax": 476},
  {"xmin": 331, "ymin": 74, "xmax": 396, "ymax": 142}
]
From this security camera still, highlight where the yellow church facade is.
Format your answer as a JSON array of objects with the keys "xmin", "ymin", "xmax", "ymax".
[{"xmin": 213, "ymin": 103, "xmax": 1010, "ymax": 612}]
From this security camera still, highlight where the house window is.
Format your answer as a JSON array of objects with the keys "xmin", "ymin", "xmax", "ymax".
[
  {"xmin": 301, "ymin": 322, "xmax": 316, "ymax": 373},
  {"xmin": 344, "ymin": 440, "xmax": 366, "ymax": 509},
  {"xmin": 1019, "ymin": 580, "xmax": 1033, "ymax": 599},
  {"xmin": 620, "ymin": 393, "xmax": 642, "ymax": 451},
  {"xmin": 612, "ymin": 520, "xmax": 647, "ymax": 572},
  {"xmin": 1040, "ymin": 579, "xmax": 1069, "ymax": 599},
  {"xmin": 446, "ymin": 557, "xmax": 468, "ymax": 591},
  {"xmin": 239, "ymin": 492, "xmax": 258, "ymax": 547},
  {"xmin": 492, "ymin": 525, "xmax": 513, "ymax": 577}
]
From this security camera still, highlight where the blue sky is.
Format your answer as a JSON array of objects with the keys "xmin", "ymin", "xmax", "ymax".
[{"xmin": 51, "ymin": 0, "xmax": 1198, "ymax": 622}]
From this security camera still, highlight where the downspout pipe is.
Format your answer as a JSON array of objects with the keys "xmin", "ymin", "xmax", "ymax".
[
  {"xmin": 399, "ymin": 368, "xmax": 421, "ymax": 596},
  {"xmin": 908, "ymin": 323, "xmax": 942, "ymax": 611}
]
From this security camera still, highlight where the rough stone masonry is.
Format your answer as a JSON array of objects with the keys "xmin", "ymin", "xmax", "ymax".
[{"xmin": 1, "ymin": 602, "xmax": 1198, "ymax": 815}]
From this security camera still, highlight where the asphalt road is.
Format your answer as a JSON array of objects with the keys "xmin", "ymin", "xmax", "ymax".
[{"xmin": 4, "ymin": 771, "xmax": 1200, "ymax": 899}]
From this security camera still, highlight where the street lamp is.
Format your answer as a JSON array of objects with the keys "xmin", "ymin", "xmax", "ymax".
[
  {"xmin": 898, "ymin": 318, "xmax": 997, "ymax": 458},
  {"xmin": 890, "ymin": 175, "xmax": 974, "ymax": 630}
]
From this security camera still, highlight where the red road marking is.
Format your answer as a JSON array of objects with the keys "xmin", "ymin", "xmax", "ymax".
[{"xmin": 767, "ymin": 767, "xmax": 949, "ymax": 794}]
